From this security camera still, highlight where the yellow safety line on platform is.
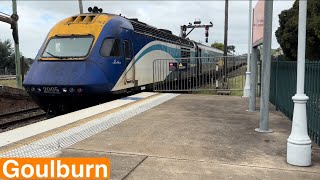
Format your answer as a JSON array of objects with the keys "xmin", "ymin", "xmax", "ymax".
[{"xmin": 0, "ymin": 93, "xmax": 162, "ymax": 155}]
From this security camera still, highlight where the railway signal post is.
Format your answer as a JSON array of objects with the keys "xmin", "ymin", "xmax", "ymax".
[
  {"xmin": 180, "ymin": 20, "xmax": 213, "ymax": 41},
  {"xmin": 0, "ymin": 0, "xmax": 22, "ymax": 88},
  {"xmin": 12, "ymin": 0, "xmax": 22, "ymax": 88},
  {"xmin": 78, "ymin": 0, "xmax": 84, "ymax": 14}
]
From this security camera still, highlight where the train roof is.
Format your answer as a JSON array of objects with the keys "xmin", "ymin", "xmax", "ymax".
[
  {"xmin": 196, "ymin": 42, "xmax": 225, "ymax": 54},
  {"xmin": 126, "ymin": 17, "xmax": 194, "ymax": 48},
  {"xmin": 71, "ymin": 13, "xmax": 225, "ymax": 53}
]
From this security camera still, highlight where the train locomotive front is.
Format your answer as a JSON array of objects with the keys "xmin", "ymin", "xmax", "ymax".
[
  {"xmin": 23, "ymin": 13, "xmax": 135, "ymax": 113},
  {"xmin": 24, "ymin": 9, "xmax": 227, "ymax": 114}
]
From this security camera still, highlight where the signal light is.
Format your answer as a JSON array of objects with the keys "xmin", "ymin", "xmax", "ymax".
[
  {"xmin": 205, "ymin": 25, "xmax": 209, "ymax": 43},
  {"xmin": 182, "ymin": 25, "xmax": 187, "ymax": 31},
  {"xmin": 194, "ymin": 20, "xmax": 201, "ymax": 25}
]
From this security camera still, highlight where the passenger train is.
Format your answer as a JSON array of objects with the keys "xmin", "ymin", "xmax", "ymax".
[{"xmin": 23, "ymin": 8, "xmax": 225, "ymax": 113}]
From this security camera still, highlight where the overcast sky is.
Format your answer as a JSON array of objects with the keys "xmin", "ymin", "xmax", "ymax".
[{"xmin": 0, "ymin": 0, "xmax": 294, "ymax": 58}]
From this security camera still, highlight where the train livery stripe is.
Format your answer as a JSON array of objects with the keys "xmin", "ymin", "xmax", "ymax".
[
  {"xmin": 135, "ymin": 44, "xmax": 180, "ymax": 62},
  {"xmin": 111, "ymin": 40, "xmax": 196, "ymax": 91}
]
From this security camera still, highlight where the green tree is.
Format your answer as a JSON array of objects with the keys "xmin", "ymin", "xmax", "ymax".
[
  {"xmin": 211, "ymin": 42, "xmax": 235, "ymax": 54},
  {"xmin": 211, "ymin": 42, "xmax": 224, "ymax": 51},
  {"xmin": 0, "ymin": 39, "xmax": 15, "ymax": 69},
  {"xmin": 0, "ymin": 39, "xmax": 32, "ymax": 72},
  {"xmin": 275, "ymin": 0, "xmax": 320, "ymax": 60},
  {"xmin": 311, "ymin": 0, "xmax": 320, "ymax": 39}
]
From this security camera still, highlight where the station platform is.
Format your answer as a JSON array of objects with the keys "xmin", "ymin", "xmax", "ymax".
[{"xmin": 1, "ymin": 93, "xmax": 320, "ymax": 179}]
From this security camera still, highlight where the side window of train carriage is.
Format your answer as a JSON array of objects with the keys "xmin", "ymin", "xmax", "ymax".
[
  {"xmin": 100, "ymin": 38, "xmax": 121, "ymax": 57},
  {"xmin": 181, "ymin": 47, "xmax": 190, "ymax": 63},
  {"xmin": 123, "ymin": 40, "xmax": 132, "ymax": 64}
]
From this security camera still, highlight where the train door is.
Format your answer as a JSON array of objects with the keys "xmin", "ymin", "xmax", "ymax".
[{"xmin": 123, "ymin": 40, "xmax": 135, "ymax": 85}]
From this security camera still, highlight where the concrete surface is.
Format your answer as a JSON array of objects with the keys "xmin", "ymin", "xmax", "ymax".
[
  {"xmin": 56, "ymin": 94, "xmax": 320, "ymax": 179},
  {"xmin": 0, "ymin": 92, "xmax": 157, "ymax": 147}
]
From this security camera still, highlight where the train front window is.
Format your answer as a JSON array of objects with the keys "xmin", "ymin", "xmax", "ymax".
[
  {"xmin": 42, "ymin": 36, "xmax": 94, "ymax": 58},
  {"xmin": 100, "ymin": 38, "xmax": 121, "ymax": 57}
]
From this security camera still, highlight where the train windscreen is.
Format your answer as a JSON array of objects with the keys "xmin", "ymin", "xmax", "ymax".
[{"xmin": 41, "ymin": 35, "xmax": 94, "ymax": 58}]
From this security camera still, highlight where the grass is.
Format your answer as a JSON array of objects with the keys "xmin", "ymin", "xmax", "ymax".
[
  {"xmin": 191, "ymin": 74, "xmax": 245, "ymax": 96},
  {"xmin": 228, "ymin": 75, "xmax": 245, "ymax": 96},
  {"xmin": 0, "ymin": 79, "xmax": 18, "ymax": 88}
]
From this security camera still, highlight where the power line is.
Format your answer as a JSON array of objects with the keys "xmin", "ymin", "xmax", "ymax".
[{"xmin": 0, "ymin": 12, "xmax": 11, "ymax": 17}]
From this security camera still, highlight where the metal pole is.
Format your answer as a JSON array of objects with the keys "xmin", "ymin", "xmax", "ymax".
[
  {"xmin": 287, "ymin": 0, "xmax": 311, "ymax": 167},
  {"xmin": 256, "ymin": 0, "xmax": 273, "ymax": 133},
  {"xmin": 223, "ymin": 0, "xmax": 229, "ymax": 84},
  {"xmin": 21, "ymin": 56, "xmax": 24, "ymax": 82},
  {"xmin": 12, "ymin": 0, "xmax": 22, "ymax": 88},
  {"xmin": 78, "ymin": 0, "xmax": 84, "ymax": 14},
  {"xmin": 249, "ymin": 47, "xmax": 258, "ymax": 112},
  {"xmin": 243, "ymin": 0, "xmax": 253, "ymax": 97}
]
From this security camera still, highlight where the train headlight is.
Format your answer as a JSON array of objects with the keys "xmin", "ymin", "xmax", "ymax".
[
  {"xmin": 62, "ymin": 88, "xmax": 67, "ymax": 93},
  {"xmin": 77, "ymin": 88, "xmax": 83, "ymax": 93},
  {"xmin": 69, "ymin": 88, "xmax": 75, "ymax": 93},
  {"xmin": 37, "ymin": 88, "xmax": 42, "ymax": 92},
  {"xmin": 31, "ymin": 87, "xmax": 35, "ymax": 92}
]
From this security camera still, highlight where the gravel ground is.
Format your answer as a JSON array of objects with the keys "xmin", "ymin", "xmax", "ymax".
[
  {"xmin": 0, "ymin": 115, "xmax": 47, "ymax": 133},
  {"xmin": 0, "ymin": 95, "xmax": 47, "ymax": 133},
  {"xmin": 0, "ymin": 96, "xmax": 38, "ymax": 115}
]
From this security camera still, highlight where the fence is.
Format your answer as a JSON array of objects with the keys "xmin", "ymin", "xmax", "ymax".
[
  {"xmin": 270, "ymin": 61, "xmax": 320, "ymax": 146},
  {"xmin": 0, "ymin": 69, "xmax": 16, "ymax": 75},
  {"xmin": 153, "ymin": 56, "xmax": 247, "ymax": 95}
]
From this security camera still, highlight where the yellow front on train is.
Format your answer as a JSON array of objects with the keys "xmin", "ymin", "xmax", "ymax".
[{"xmin": 41, "ymin": 14, "xmax": 112, "ymax": 60}]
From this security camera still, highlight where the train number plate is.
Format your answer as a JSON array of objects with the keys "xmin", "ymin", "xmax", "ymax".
[{"xmin": 43, "ymin": 87, "xmax": 60, "ymax": 94}]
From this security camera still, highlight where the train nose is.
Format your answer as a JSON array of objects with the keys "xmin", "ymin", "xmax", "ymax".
[{"xmin": 23, "ymin": 60, "xmax": 113, "ymax": 94}]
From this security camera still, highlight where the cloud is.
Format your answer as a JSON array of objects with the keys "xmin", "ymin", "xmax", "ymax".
[{"xmin": 0, "ymin": 0, "xmax": 294, "ymax": 58}]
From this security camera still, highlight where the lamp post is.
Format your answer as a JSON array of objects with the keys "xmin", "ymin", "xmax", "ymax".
[
  {"xmin": 223, "ymin": 0, "xmax": 229, "ymax": 83},
  {"xmin": 243, "ymin": 0, "xmax": 252, "ymax": 97},
  {"xmin": 256, "ymin": 0, "xmax": 273, "ymax": 133},
  {"xmin": 287, "ymin": 0, "xmax": 311, "ymax": 167}
]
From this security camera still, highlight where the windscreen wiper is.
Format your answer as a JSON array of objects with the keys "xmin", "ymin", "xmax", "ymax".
[{"xmin": 44, "ymin": 51, "xmax": 64, "ymax": 59}]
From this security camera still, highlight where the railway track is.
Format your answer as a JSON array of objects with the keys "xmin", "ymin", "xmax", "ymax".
[
  {"xmin": 0, "ymin": 75, "xmax": 16, "ymax": 80},
  {"xmin": 0, "ymin": 107, "xmax": 47, "ymax": 130}
]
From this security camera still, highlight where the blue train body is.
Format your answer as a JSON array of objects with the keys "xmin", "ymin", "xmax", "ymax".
[{"xmin": 23, "ymin": 12, "xmax": 224, "ymax": 113}]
